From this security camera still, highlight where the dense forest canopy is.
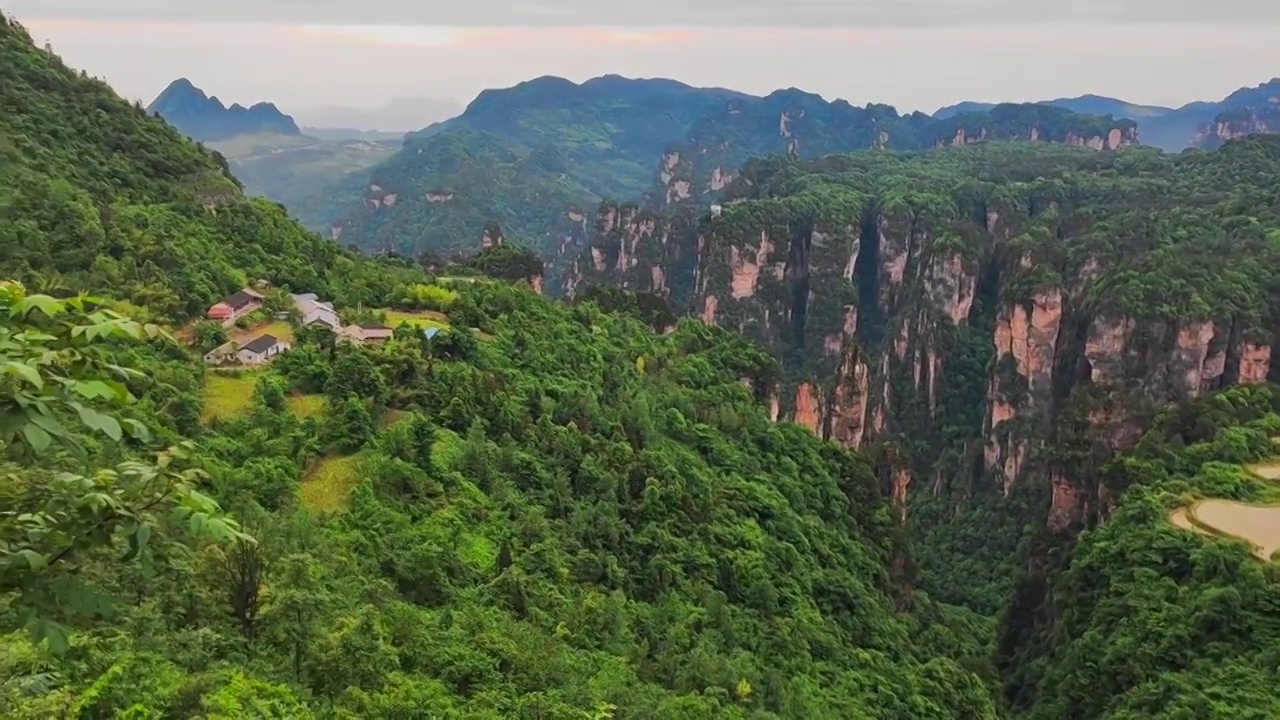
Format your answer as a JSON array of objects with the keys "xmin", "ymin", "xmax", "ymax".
[{"xmin": 7, "ymin": 8, "xmax": 1280, "ymax": 719}]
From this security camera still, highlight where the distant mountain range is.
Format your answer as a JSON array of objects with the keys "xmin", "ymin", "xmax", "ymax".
[
  {"xmin": 144, "ymin": 79, "xmax": 412, "ymax": 224},
  {"xmin": 144, "ymin": 74, "xmax": 1280, "ymax": 266},
  {"xmin": 321, "ymin": 74, "xmax": 1143, "ymax": 264},
  {"xmin": 934, "ymin": 79, "xmax": 1280, "ymax": 150},
  {"xmin": 146, "ymin": 78, "xmax": 300, "ymax": 142}
]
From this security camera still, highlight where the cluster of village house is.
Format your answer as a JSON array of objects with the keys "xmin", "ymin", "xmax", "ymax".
[{"xmin": 201, "ymin": 286, "xmax": 395, "ymax": 366}]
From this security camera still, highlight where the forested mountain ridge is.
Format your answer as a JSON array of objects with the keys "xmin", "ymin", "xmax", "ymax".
[
  {"xmin": 1197, "ymin": 96, "xmax": 1280, "ymax": 150},
  {"xmin": 565, "ymin": 137, "xmax": 1280, "ymax": 613},
  {"xmin": 324, "ymin": 75, "xmax": 1137, "ymax": 265},
  {"xmin": 147, "ymin": 78, "xmax": 301, "ymax": 141},
  {"xmin": 0, "ymin": 12, "xmax": 1002, "ymax": 716},
  {"xmin": 934, "ymin": 77, "xmax": 1280, "ymax": 151}
]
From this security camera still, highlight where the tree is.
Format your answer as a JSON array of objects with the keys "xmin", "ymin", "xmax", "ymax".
[
  {"xmin": 192, "ymin": 320, "xmax": 228, "ymax": 352},
  {"xmin": 324, "ymin": 347, "xmax": 389, "ymax": 407},
  {"xmin": 324, "ymin": 396, "xmax": 374, "ymax": 452},
  {"xmin": 219, "ymin": 537, "xmax": 269, "ymax": 643},
  {"xmin": 263, "ymin": 553, "xmax": 329, "ymax": 684},
  {"xmin": 252, "ymin": 374, "xmax": 287, "ymax": 413},
  {"xmin": 0, "ymin": 282, "xmax": 246, "ymax": 651}
]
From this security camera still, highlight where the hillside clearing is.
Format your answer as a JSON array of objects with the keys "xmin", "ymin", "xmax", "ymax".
[
  {"xmin": 201, "ymin": 372, "xmax": 259, "ymax": 422},
  {"xmin": 231, "ymin": 319, "xmax": 294, "ymax": 344},
  {"xmin": 1246, "ymin": 460, "xmax": 1280, "ymax": 480},
  {"xmin": 286, "ymin": 393, "xmax": 326, "ymax": 420},
  {"xmin": 383, "ymin": 308, "xmax": 450, "ymax": 330},
  {"xmin": 300, "ymin": 452, "xmax": 366, "ymax": 512},
  {"xmin": 1187, "ymin": 500, "xmax": 1280, "ymax": 561}
]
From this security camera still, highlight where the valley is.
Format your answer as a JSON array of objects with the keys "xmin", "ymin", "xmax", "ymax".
[{"xmin": 5, "ymin": 6, "xmax": 1280, "ymax": 719}]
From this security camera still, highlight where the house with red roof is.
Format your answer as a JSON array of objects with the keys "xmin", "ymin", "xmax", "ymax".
[{"xmin": 206, "ymin": 288, "xmax": 263, "ymax": 327}]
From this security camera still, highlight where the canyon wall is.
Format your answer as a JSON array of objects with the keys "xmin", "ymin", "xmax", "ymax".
[{"xmin": 563, "ymin": 143, "xmax": 1280, "ymax": 536}]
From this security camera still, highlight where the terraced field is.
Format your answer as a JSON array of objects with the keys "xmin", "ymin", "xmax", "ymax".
[
  {"xmin": 1169, "ymin": 456, "xmax": 1280, "ymax": 561},
  {"xmin": 382, "ymin": 308, "xmax": 450, "ymax": 330}
]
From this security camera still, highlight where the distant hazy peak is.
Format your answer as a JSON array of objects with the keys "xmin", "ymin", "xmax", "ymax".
[{"xmin": 147, "ymin": 78, "xmax": 300, "ymax": 142}]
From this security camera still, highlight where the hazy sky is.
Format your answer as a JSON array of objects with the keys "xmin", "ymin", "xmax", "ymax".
[{"xmin": 9, "ymin": 0, "xmax": 1280, "ymax": 122}]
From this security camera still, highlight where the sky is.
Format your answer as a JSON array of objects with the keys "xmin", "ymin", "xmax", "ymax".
[{"xmin": 8, "ymin": 0, "xmax": 1280, "ymax": 127}]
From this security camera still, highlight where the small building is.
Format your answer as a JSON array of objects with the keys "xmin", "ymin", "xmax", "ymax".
[
  {"xmin": 237, "ymin": 334, "xmax": 290, "ymax": 365},
  {"xmin": 423, "ymin": 327, "xmax": 440, "ymax": 340},
  {"xmin": 290, "ymin": 292, "xmax": 340, "ymax": 331},
  {"xmin": 207, "ymin": 288, "xmax": 264, "ymax": 327},
  {"xmin": 202, "ymin": 341, "xmax": 238, "ymax": 365},
  {"xmin": 710, "ymin": 204, "xmax": 723, "ymax": 218},
  {"xmin": 207, "ymin": 303, "xmax": 234, "ymax": 322},
  {"xmin": 339, "ymin": 324, "xmax": 394, "ymax": 346}
]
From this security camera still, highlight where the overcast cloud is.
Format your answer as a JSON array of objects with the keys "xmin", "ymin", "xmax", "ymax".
[{"xmin": 9, "ymin": 0, "xmax": 1280, "ymax": 26}]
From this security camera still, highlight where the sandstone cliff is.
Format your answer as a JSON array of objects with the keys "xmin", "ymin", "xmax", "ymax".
[
  {"xmin": 565, "ymin": 140, "xmax": 1280, "ymax": 542},
  {"xmin": 1196, "ymin": 100, "xmax": 1280, "ymax": 150}
]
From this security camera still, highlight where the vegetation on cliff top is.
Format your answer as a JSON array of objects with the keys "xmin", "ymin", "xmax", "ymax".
[{"xmin": 320, "ymin": 75, "xmax": 1139, "ymax": 264}]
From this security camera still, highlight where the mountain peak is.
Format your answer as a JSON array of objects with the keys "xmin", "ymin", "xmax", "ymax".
[{"xmin": 147, "ymin": 78, "xmax": 300, "ymax": 142}]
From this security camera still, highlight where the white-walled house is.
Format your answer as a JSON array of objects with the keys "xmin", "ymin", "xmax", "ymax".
[
  {"xmin": 237, "ymin": 334, "xmax": 290, "ymax": 365},
  {"xmin": 290, "ymin": 292, "xmax": 341, "ymax": 330}
]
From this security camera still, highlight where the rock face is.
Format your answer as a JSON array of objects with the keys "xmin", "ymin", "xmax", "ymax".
[
  {"xmin": 564, "ymin": 144, "xmax": 1280, "ymax": 537},
  {"xmin": 1195, "ymin": 96, "xmax": 1280, "ymax": 149}
]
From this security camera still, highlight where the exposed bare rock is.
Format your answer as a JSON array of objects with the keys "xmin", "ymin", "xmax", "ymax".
[
  {"xmin": 794, "ymin": 382, "xmax": 822, "ymax": 435},
  {"xmin": 729, "ymin": 235, "xmax": 774, "ymax": 299},
  {"xmin": 929, "ymin": 254, "xmax": 975, "ymax": 324},
  {"xmin": 890, "ymin": 465, "xmax": 911, "ymax": 521},
  {"xmin": 709, "ymin": 167, "xmax": 732, "ymax": 191},
  {"xmin": 1238, "ymin": 342, "xmax": 1272, "ymax": 384},
  {"xmin": 701, "ymin": 294, "xmax": 718, "ymax": 326},
  {"xmin": 829, "ymin": 353, "xmax": 870, "ymax": 448},
  {"xmin": 995, "ymin": 291, "xmax": 1064, "ymax": 391},
  {"xmin": 667, "ymin": 180, "xmax": 692, "ymax": 203},
  {"xmin": 1047, "ymin": 467, "xmax": 1081, "ymax": 532},
  {"xmin": 1172, "ymin": 321, "xmax": 1216, "ymax": 395},
  {"xmin": 1085, "ymin": 317, "xmax": 1135, "ymax": 384}
]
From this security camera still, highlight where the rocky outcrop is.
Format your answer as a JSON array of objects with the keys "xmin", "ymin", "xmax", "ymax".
[{"xmin": 1195, "ymin": 100, "xmax": 1280, "ymax": 149}]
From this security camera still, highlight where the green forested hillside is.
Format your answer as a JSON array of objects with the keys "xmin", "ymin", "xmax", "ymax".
[
  {"xmin": 0, "ymin": 13, "xmax": 998, "ymax": 718},
  {"xmin": 1001, "ymin": 385, "xmax": 1280, "ymax": 719},
  {"xmin": 0, "ymin": 19, "xmax": 421, "ymax": 318}
]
